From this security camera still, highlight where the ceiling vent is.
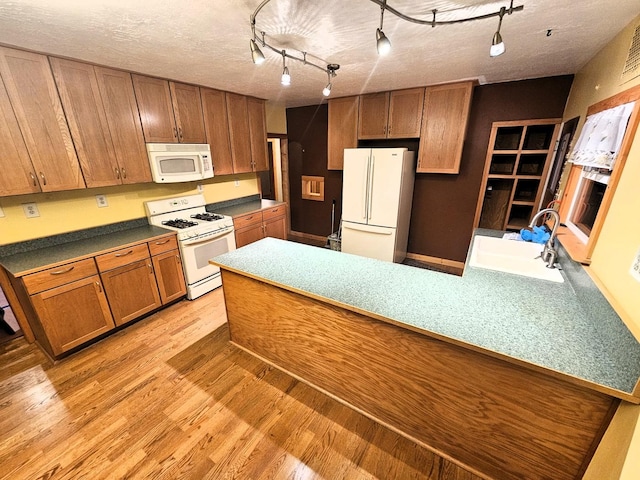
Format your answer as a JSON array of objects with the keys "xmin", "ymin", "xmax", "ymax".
[{"xmin": 621, "ymin": 22, "xmax": 640, "ymax": 84}]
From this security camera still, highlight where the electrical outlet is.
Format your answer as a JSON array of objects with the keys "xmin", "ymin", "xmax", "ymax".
[
  {"xmin": 197, "ymin": 184, "xmax": 204, "ymax": 192},
  {"xmin": 234, "ymin": 180, "xmax": 240, "ymax": 187},
  {"xmin": 630, "ymin": 247, "xmax": 640, "ymax": 282},
  {"xmin": 0, "ymin": 205, "xmax": 4, "ymax": 218},
  {"xmin": 95, "ymin": 194, "xmax": 108, "ymax": 208},
  {"xmin": 22, "ymin": 202, "xmax": 40, "ymax": 218}
]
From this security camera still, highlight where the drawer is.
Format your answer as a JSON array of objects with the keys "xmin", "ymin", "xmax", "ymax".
[
  {"xmin": 23, "ymin": 258, "xmax": 98, "ymax": 295},
  {"xmin": 262, "ymin": 204, "xmax": 286, "ymax": 220},
  {"xmin": 148, "ymin": 235, "xmax": 178, "ymax": 256},
  {"xmin": 233, "ymin": 211, "xmax": 263, "ymax": 230},
  {"xmin": 95, "ymin": 243, "xmax": 150, "ymax": 272}
]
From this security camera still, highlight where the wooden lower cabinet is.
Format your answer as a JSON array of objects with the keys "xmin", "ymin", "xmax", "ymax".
[
  {"xmin": 234, "ymin": 204, "xmax": 287, "ymax": 248},
  {"xmin": 100, "ymin": 259, "xmax": 161, "ymax": 326},
  {"xmin": 30, "ymin": 275, "xmax": 114, "ymax": 356},
  {"xmin": 152, "ymin": 249, "xmax": 187, "ymax": 304}
]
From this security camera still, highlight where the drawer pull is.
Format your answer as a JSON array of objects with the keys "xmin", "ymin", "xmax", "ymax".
[
  {"xmin": 245, "ymin": 215, "xmax": 254, "ymax": 220},
  {"xmin": 50, "ymin": 266, "xmax": 74, "ymax": 275},
  {"xmin": 114, "ymin": 250, "xmax": 134, "ymax": 257},
  {"xmin": 155, "ymin": 239, "xmax": 171, "ymax": 245}
]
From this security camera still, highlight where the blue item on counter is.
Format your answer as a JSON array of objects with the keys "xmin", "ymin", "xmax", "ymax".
[{"xmin": 520, "ymin": 226, "xmax": 550, "ymax": 244}]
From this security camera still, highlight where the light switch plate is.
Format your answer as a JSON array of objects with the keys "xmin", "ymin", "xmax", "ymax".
[
  {"xmin": 630, "ymin": 247, "xmax": 640, "ymax": 282},
  {"xmin": 95, "ymin": 194, "xmax": 108, "ymax": 208},
  {"xmin": 0, "ymin": 205, "xmax": 5, "ymax": 218},
  {"xmin": 22, "ymin": 202, "xmax": 40, "ymax": 218}
]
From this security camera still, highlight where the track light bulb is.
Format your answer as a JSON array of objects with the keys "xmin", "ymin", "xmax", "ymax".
[
  {"xmin": 250, "ymin": 39, "xmax": 265, "ymax": 65},
  {"xmin": 376, "ymin": 28, "xmax": 391, "ymax": 55},
  {"xmin": 281, "ymin": 66, "xmax": 291, "ymax": 86},
  {"xmin": 323, "ymin": 83, "xmax": 332, "ymax": 97},
  {"xmin": 490, "ymin": 32, "xmax": 505, "ymax": 57}
]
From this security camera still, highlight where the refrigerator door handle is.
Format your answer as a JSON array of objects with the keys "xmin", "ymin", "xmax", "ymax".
[
  {"xmin": 369, "ymin": 156, "xmax": 375, "ymax": 220},
  {"xmin": 363, "ymin": 158, "xmax": 370, "ymax": 220}
]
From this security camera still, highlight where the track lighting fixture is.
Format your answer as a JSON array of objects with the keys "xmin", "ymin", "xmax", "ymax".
[
  {"xmin": 490, "ymin": 7, "xmax": 506, "ymax": 57},
  {"xmin": 249, "ymin": 1, "xmax": 524, "ymax": 91},
  {"xmin": 376, "ymin": 1, "xmax": 391, "ymax": 55},
  {"xmin": 281, "ymin": 51, "xmax": 291, "ymax": 86}
]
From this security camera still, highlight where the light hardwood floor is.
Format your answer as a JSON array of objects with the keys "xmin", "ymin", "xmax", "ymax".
[{"xmin": 0, "ymin": 288, "xmax": 480, "ymax": 480}]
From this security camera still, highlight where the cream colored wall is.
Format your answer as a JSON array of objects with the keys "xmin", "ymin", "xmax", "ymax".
[
  {"xmin": 562, "ymin": 15, "xmax": 640, "ymax": 480},
  {"xmin": 0, "ymin": 174, "xmax": 259, "ymax": 245},
  {"xmin": 265, "ymin": 101, "xmax": 287, "ymax": 134}
]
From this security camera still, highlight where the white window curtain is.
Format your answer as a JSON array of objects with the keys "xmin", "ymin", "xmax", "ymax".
[{"xmin": 568, "ymin": 101, "xmax": 635, "ymax": 170}]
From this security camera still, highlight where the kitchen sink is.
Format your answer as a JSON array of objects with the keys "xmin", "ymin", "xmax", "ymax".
[{"xmin": 469, "ymin": 235, "xmax": 564, "ymax": 283}]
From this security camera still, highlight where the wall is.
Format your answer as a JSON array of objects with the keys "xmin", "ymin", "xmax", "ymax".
[
  {"xmin": 408, "ymin": 75, "xmax": 574, "ymax": 262},
  {"xmin": 0, "ymin": 174, "xmax": 259, "ymax": 246},
  {"xmin": 560, "ymin": 16, "xmax": 640, "ymax": 479},
  {"xmin": 286, "ymin": 104, "xmax": 343, "ymax": 237},
  {"xmin": 266, "ymin": 101, "xmax": 287, "ymax": 134}
]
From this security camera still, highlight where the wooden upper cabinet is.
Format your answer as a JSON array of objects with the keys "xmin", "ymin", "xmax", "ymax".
[
  {"xmin": 94, "ymin": 67, "xmax": 152, "ymax": 184},
  {"xmin": 358, "ymin": 89, "xmax": 424, "ymax": 139},
  {"xmin": 0, "ymin": 46, "xmax": 85, "ymax": 192},
  {"xmin": 132, "ymin": 74, "xmax": 178, "ymax": 143},
  {"xmin": 0, "ymin": 75, "xmax": 40, "ymax": 196},
  {"xmin": 387, "ymin": 88, "xmax": 424, "ymax": 138},
  {"xmin": 247, "ymin": 97, "xmax": 269, "ymax": 172},
  {"xmin": 418, "ymin": 81, "xmax": 474, "ymax": 174},
  {"xmin": 50, "ymin": 58, "xmax": 120, "ymax": 188},
  {"xmin": 169, "ymin": 82, "xmax": 206, "ymax": 143},
  {"xmin": 226, "ymin": 92, "xmax": 253, "ymax": 173},
  {"xmin": 201, "ymin": 88, "xmax": 233, "ymax": 175},
  {"xmin": 327, "ymin": 96, "xmax": 359, "ymax": 170},
  {"xmin": 358, "ymin": 92, "xmax": 389, "ymax": 139}
]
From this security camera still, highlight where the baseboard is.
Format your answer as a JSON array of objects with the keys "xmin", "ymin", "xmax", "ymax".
[
  {"xmin": 288, "ymin": 230, "xmax": 327, "ymax": 246},
  {"xmin": 405, "ymin": 252, "xmax": 465, "ymax": 274}
]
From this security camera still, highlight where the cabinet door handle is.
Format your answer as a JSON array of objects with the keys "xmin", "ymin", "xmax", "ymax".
[
  {"xmin": 121, "ymin": 167, "xmax": 126, "ymax": 179},
  {"xmin": 115, "ymin": 167, "xmax": 121, "ymax": 179},
  {"xmin": 114, "ymin": 250, "xmax": 133, "ymax": 257},
  {"xmin": 176, "ymin": 254, "xmax": 181, "ymax": 264},
  {"xmin": 96, "ymin": 281, "xmax": 102, "ymax": 293},
  {"xmin": 148, "ymin": 263, "xmax": 153, "ymax": 274},
  {"xmin": 29, "ymin": 172, "xmax": 37, "ymax": 186},
  {"xmin": 155, "ymin": 239, "xmax": 171, "ymax": 245},
  {"xmin": 178, "ymin": 127, "xmax": 183, "ymax": 141},
  {"xmin": 388, "ymin": 124, "xmax": 391, "ymax": 135},
  {"xmin": 50, "ymin": 266, "xmax": 74, "ymax": 275},
  {"xmin": 39, "ymin": 172, "xmax": 47, "ymax": 186}
]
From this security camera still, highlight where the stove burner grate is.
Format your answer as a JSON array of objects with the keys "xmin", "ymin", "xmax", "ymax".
[
  {"xmin": 162, "ymin": 218, "xmax": 198, "ymax": 229},
  {"xmin": 191, "ymin": 213, "xmax": 224, "ymax": 221}
]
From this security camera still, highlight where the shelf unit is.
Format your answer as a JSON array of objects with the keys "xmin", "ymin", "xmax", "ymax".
[{"xmin": 474, "ymin": 119, "xmax": 561, "ymax": 231}]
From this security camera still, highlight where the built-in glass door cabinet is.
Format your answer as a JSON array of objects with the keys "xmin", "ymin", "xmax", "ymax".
[
  {"xmin": 201, "ymin": 88, "xmax": 234, "ymax": 175},
  {"xmin": 226, "ymin": 93, "xmax": 269, "ymax": 173},
  {"xmin": 132, "ymin": 74, "xmax": 206, "ymax": 143},
  {"xmin": 358, "ymin": 88, "xmax": 424, "ymax": 139},
  {"xmin": 50, "ymin": 58, "xmax": 152, "ymax": 187},
  {"xmin": 0, "ymin": 47, "xmax": 85, "ymax": 194},
  {"xmin": 327, "ymin": 96, "xmax": 359, "ymax": 170},
  {"xmin": 475, "ymin": 119, "xmax": 561, "ymax": 231},
  {"xmin": 417, "ymin": 81, "xmax": 474, "ymax": 174}
]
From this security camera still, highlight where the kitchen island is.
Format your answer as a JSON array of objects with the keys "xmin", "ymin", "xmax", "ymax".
[{"xmin": 210, "ymin": 235, "xmax": 640, "ymax": 480}]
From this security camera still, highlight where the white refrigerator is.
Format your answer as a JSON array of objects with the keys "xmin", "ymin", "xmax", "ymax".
[{"xmin": 341, "ymin": 148, "xmax": 415, "ymax": 262}]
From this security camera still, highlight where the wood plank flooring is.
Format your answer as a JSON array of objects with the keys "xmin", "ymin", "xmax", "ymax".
[{"xmin": 0, "ymin": 288, "xmax": 481, "ymax": 480}]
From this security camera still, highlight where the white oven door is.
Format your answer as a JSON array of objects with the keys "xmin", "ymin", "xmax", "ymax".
[{"xmin": 179, "ymin": 230, "xmax": 236, "ymax": 286}]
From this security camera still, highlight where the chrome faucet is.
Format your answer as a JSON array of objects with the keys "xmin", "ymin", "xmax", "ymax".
[{"xmin": 528, "ymin": 208, "xmax": 560, "ymax": 269}]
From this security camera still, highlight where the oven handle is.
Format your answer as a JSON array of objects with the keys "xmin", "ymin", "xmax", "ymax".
[{"xmin": 180, "ymin": 228, "xmax": 234, "ymax": 246}]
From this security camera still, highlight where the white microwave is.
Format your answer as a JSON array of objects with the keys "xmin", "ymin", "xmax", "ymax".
[{"xmin": 147, "ymin": 143, "xmax": 214, "ymax": 183}]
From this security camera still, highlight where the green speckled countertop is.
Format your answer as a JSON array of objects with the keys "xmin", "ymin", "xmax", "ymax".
[
  {"xmin": 1, "ymin": 225, "xmax": 174, "ymax": 276},
  {"xmin": 208, "ymin": 199, "xmax": 283, "ymax": 218},
  {"xmin": 211, "ymin": 235, "xmax": 640, "ymax": 401}
]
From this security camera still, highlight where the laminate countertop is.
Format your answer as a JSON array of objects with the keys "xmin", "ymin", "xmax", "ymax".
[
  {"xmin": 207, "ymin": 199, "xmax": 283, "ymax": 218},
  {"xmin": 210, "ymin": 233, "xmax": 640, "ymax": 402},
  {"xmin": 0, "ymin": 225, "xmax": 174, "ymax": 277}
]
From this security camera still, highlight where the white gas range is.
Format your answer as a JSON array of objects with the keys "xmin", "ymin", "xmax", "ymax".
[{"xmin": 145, "ymin": 194, "xmax": 236, "ymax": 300}]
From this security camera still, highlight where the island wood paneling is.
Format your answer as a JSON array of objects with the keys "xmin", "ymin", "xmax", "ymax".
[{"xmin": 221, "ymin": 269, "xmax": 619, "ymax": 480}]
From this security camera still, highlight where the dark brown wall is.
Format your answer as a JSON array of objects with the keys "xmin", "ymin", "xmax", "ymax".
[
  {"xmin": 285, "ymin": 75, "xmax": 574, "ymax": 258},
  {"xmin": 408, "ymin": 75, "xmax": 574, "ymax": 262},
  {"xmin": 286, "ymin": 104, "xmax": 343, "ymax": 237}
]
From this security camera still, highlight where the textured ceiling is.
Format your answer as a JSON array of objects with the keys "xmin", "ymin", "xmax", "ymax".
[{"xmin": 0, "ymin": 1, "xmax": 638, "ymax": 107}]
